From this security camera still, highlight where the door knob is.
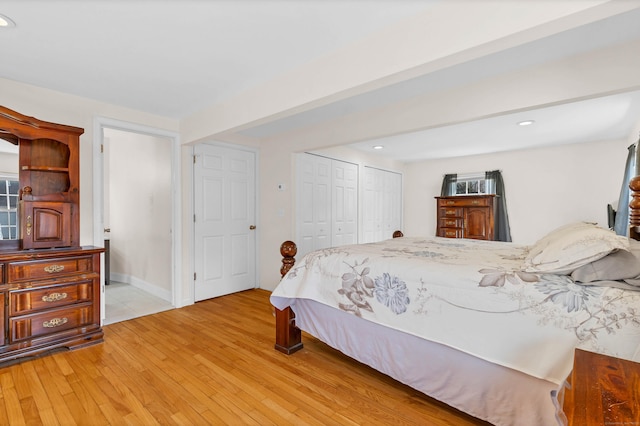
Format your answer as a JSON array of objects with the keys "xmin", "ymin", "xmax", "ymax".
[
  {"xmin": 249, "ymin": 225, "xmax": 256, "ymax": 230},
  {"xmin": 104, "ymin": 228, "xmax": 111, "ymax": 233}
]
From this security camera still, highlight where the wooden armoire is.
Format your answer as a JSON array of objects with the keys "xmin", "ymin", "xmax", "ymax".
[
  {"xmin": 435, "ymin": 195, "xmax": 497, "ymax": 240},
  {"xmin": 0, "ymin": 106, "xmax": 103, "ymax": 366}
]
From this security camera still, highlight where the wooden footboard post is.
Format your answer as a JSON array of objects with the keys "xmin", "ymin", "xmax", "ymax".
[
  {"xmin": 630, "ymin": 176, "xmax": 640, "ymax": 240},
  {"xmin": 275, "ymin": 240, "xmax": 303, "ymax": 355}
]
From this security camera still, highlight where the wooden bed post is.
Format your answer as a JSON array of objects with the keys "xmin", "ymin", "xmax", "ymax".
[
  {"xmin": 274, "ymin": 240, "xmax": 303, "ymax": 354},
  {"xmin": 629, "ymin": 175, "xmax": 640, "ymax": 240}
]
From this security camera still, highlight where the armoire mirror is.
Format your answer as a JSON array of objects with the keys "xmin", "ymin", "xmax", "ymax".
[{"xmin": 0, "ymin": 135, "xmax": 19, "ymax": 247}]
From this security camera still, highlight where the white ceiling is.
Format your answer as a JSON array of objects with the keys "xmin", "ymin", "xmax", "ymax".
[
  {"xmin": 0, "ymin": 0, "xmax": 434, "ymax": 118},
  {"xmin": 1, "ymin": 1, "xmax": 640, "ymax": 162}
]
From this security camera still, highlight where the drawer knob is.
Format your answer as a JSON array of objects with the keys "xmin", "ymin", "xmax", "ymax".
[
  {"xmin": 42, "ymin": 292, "xmax": 68, "ymax": 303},
  {"xmin": 44, "ymin": 265, "xmax": 65, "ymax": 273},
  {"xmin": 43, "ymin": 317, "xmax": 68, "ymax": 328}
]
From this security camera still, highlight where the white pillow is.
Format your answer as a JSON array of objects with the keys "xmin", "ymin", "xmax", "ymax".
[
  {"xmin": 524, "ymin": 223, "xmax": 630, "ymax": 274},
  {"xmin": 527, "ymin": 222, "xmax": 596, "ymax": 260}
]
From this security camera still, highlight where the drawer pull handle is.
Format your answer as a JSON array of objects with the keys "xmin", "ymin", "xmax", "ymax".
[
  {"xmin": 43, "ymin": 317, "xmax": 68, "ymax": 328},
  {"xmin": 471, "ymin": 200, "xmax": 479, "ymax": 205},
  {"xmin": 446, "ymin": 200, "xmax": 454, "ymax": 205},
  {"xmin": 44, "ymin": 265, "xmax": 65, "ymax": 273},
  {"xmin": 42, "ymin": 292, "xmax": 68, "ymax": 303},
  {"xmin": 445, "ymin": 209, "xmax": 456, "ymax": 215}
]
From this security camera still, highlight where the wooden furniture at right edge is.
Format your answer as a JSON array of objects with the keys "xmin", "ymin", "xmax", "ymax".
[
  {"xmin": 555, "ymin": 349, "xmax": 640, "ymax": 425},
  {"xmin": 435, "ymin": 195, "xmax": 496, "ymax": 240}
]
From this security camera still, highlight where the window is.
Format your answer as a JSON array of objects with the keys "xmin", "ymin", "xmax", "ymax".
[
  {"xmin": 455, "ymin": 177, "xmax": 487, "ymax": 195},
  {"xmin": 442, "ymin": 172, "xmax": 491, "ymax": 196},
  {"xmin": 0, "ymin": 176, "xmax": 19, "ymax": 240}
]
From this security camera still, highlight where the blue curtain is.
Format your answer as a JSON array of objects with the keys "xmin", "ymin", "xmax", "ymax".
[{"xmin": 614, "ymin": 143, "xmax": 637, "ymax": 236}]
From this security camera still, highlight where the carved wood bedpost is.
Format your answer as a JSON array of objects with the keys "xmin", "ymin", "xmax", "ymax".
[
  {"xmin": 630, "ymin": 176, "xmax": 640, "ymax": 240},
  {"xmin": 274, "ymin": 240, "xmax": 303, "ymax": 354}
]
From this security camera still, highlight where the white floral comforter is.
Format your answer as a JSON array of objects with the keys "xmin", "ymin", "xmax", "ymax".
[{"xmin": 270, "ymin": 237, "xmax": 640, "ymax": 384}]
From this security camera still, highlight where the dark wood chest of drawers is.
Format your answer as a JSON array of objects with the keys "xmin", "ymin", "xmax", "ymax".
[
  {"xmin": 435, "ymin": 195, "xmax": 497, "ymax": 240},
  {"xmin": 0, "ymin": 247, "xmax": 103, "ymax": 365}
]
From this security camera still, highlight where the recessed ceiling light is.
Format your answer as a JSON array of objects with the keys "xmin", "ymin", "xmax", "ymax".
[
  {"xmin": 373, "ymin": 145, "xmax": 384, "ymax": 150},
  {"xmin": 518, "ymin": 120, "xmax": 535, "ymax": 126},
  {"xmin": 0, "ymin": 14, "xmax": 16, "ymax": 28}
]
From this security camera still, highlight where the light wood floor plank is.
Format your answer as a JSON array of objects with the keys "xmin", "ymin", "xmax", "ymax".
[{"xmin": 0, "ymin": 289, "xmax": 487, "ymax": 425}]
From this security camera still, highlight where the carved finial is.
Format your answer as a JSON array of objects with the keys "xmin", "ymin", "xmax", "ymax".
[
  {"xmin": 630, "ymin": 177, "xmax": 640, "ymax": 238},
  {"xmin": 280, "ymin": 240, "xmax": 297, "ymax": 277}
]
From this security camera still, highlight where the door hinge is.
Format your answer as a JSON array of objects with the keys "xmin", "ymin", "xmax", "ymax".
[
  {"xmin": 193, "ymin": 214, "xmax": 196, "ymax": 222},
  {"xmin": 101, "ymin": 144, "xmax": 104, "ymax": 153},
  {"xmin": 193, "ymin": 155, "xmax": 196, "ymax": 164},
  {"xmin": 194, "ymin": 272, "xmax": 197, "ymax": 281}
]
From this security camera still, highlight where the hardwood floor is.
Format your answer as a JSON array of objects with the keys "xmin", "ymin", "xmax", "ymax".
[{"xmin": 0, "ymin": 289, "xmax": 487, "ymax": 425}]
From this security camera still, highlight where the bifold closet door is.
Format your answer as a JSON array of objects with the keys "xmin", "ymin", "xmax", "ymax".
[{"xmin": 295, "ymin": 153, "xmax": 358, "ymax": 258}]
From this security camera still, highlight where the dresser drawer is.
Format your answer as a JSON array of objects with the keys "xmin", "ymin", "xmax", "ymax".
[
  {"xmin": 440, "ymin": 218, "xmax": 463, "ymax": 228},
  {"xmin": 7, "ymin": 256, "xmax": 95, "ymax": 283},
  {"xmin": 9, "ymin": 281, "xmax": 93, "ymax": 316},
  {"xmin": 438, "ymin": 197, "xmax": 491, "ymax": 207},
  {"xmin": 438, "ymin": 228, "xmax": 463, "ymax": 238},
  {"xmin": 9, "ymin": 304, "xmax": 94, "ymax": 342},
  {"xmin": 439, "ymin": 207, "xmax": 463, "ymax": 218}
]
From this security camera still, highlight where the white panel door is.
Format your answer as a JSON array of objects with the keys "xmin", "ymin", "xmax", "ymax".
[
  {"xmin": 332, "ymin": 160, "xmax": 358, "ymax": 246},
  {"xmin": 362, "ymin": 167, "xmax": 376, "ymax": 243},
  {"xmin": 362, "ymin": 167, "xmax": 402, "ymax": 243},
  {"xmin": 296, "ymin": 153, "xmax": 331, "ymax": 257},
  {"xmin": 194, "ymin": 144, "xmax": 256, "ymax": 301}
]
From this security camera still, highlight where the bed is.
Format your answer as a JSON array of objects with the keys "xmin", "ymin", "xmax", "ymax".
[{"xmin": 270, "ymin": 181, "xmax": 640, "ymax": 426}]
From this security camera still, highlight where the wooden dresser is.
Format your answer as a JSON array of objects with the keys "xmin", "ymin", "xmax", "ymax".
[
  {"xmin": 554, "ymin": 349, "xmax": 640, "ymax": 425},
  {"xmin": 0, "ymin": 106, "xmax": 104, "ymax": 366},
  {"xmin": 0, "ymin": 247, "xmax": 103, "ymax": 364},
  {"xmin": 435, "ymin": 195, "xmax": 497, "ymax": 240}
]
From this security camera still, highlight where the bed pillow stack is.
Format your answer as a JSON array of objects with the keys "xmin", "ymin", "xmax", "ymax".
[
  {"xmin": 523, "ymin": 221, "xmax": 630, "ymax": 275},
  {"xmin": 570, "ymin": 240, "xmax": 640, "ymax": 283}
]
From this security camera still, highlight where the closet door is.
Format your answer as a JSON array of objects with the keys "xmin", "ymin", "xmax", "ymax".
[
  {"xmin": 296, "ymin": 154, "xmax": 332, "ymax": 257},
  {"xmin": 363, "ymin": 167, "xmax": 382, "ymax": 242},
  {"xmin": 362, "ymin": 167, "xmax": 402, "ymax": 243},
  {"xmin": 332, "ymin": 160, "xmax": 358, "ymax": 247},
  {"xmin": 295, "ymin": 153, "xmax": 358, "ymax": 258}
]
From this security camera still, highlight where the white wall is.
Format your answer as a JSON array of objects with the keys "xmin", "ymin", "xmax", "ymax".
[
  {"xmin": 258, "ymin": 144, "xmax": 405, "ymax": 291},
  {"xmin": 105, "ymin": 128, "xmax": 172, "ymax": 299},
  {"xmin": 0, "ymin": 78, "xmax": 187, "ymax": 304},
  {"xmin": 0, "ymin": 78, "xmax": 179, "ymax": 245},
  {"xmin": 404, "ymin": 138, "xmax": 631, "ymax": 245}
]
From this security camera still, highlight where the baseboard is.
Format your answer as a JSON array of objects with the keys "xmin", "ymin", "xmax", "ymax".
[{"xmin": 110, "ymin": 272, "xmax": 172, "ymax": 303}]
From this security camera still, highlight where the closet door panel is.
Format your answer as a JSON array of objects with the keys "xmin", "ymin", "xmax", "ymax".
[
  {"xmin": 332, "ymin": 160, "xmax": 358, "ymax": 247},
  {"xmin": 362, "ymin": 167, "xmax": 402, "ymax": 243}
]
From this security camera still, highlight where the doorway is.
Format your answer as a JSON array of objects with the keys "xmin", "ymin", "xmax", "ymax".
[
  {"xmin": 93, "ymin": 118, "xmax": 181, "ymax": 324},
  {"xmin": 193, "ymin": 143, "xmax": 257, "ymax": 301}
]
